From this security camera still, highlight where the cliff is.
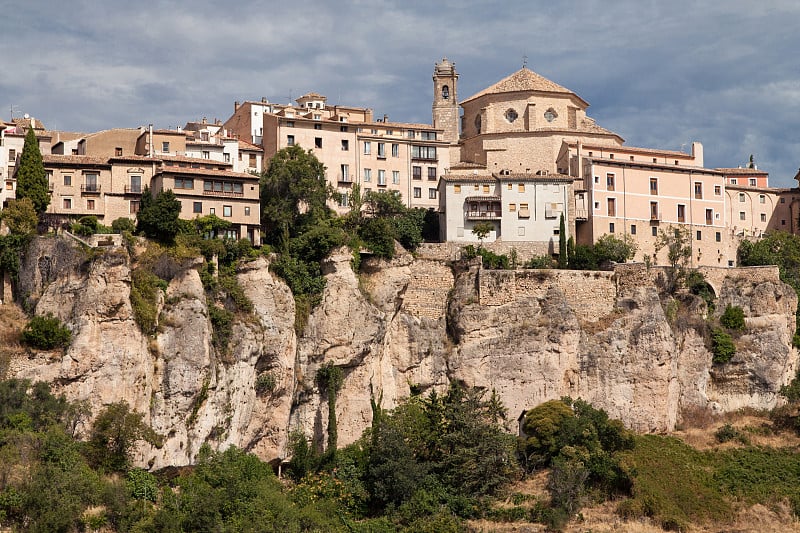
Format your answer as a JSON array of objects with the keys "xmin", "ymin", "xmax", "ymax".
[{"xmin": 5, "ymin": 236, "xmax": 797, "ymax": 468}]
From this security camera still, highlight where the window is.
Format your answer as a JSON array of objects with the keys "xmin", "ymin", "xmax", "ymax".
[
  {"xmin": 428, "ymin": 167, "xmax": 437, "ymax": 181},
  {"xmin": 731, "ymin": 178, "xmax": 737, "ymax": 184},
  {"xmin": 201, "ymin": 132, "xmax": 209, "ymax": 141},
  {"xmin": 391, "ymin": 143, "xmax": 399, "ymax": 157},
  {"xmin": 193, "ymin": 201, "xmax": 202, "ymax": 213},
  {"xmin": 782, "ymin": 220, "xmax": 787, "ymax": 225},
  {"xmin": 63, "ymin": 198, "xmax": 72, "ymax": 209},
  {"xmin": 650, "ymin": 178, "xmax": 658, "ymax": 195},
  {"xmin": 694, "ymin": 182, "xmax": 702, "ymax": 199},
  {"xmin": 87, "ymin": 199, "xmax": 95, "ymax": 210},
  {"xmin": 454, "ymin": 184, "xmax": 461, "ymax": 193},
  {"xmin": 223, "ymin": 205, "xmax": 232, "ymax": 217},
  {"xmin": 9, "ymin": 149, "xmax": 16, "ymax": 160},
  {"xmin": 442, "ymin": 85, "xmax": 449, "ymax": 99},
  {"xmin": 607, "ymin": 198, "xmax": 616, "ymax": 217},
  {"xmin": 84, "ymin": 173, "xmax": 99, "ymax": 192},
  {"xmin": 428, "ymin": 188, "xmax": 437, "ymax": 199},
  {"xmin": 413, "ymin": 187, "xmax": 421, "ymax": 198},
  {"xmin": 377, "ymin": 143, "xmax": 385, "ymax": 158},
  {"xmin": 201, "ymin": 150, "xmax": 210, "ymax": 159},
  {"xmin": 340, "ymin": 125, "xmax": 348, "ymax": 132},
  {"xmin": 507, "ymin": 183, "xmax": 512, "ymax": 190},
  {"xmin": 392, "ymin": 171, "xmax": 399, "ymax": 184},
  {"xmin": 162, "ymin": 142, "xmax": 170, "ymax": 152},
  {"xmin": 378, "ymin": 170, "xmax": 386, "ymax": 186},
  {"xmin": 519, "ymin": 203, "xmax": 530, "ymax": 218},
  {"xmin": 631, "ymin": 224, "xmax": 637, "ymax": 235},
  {"xmin": 287, "ymin": 135, "xmax": 295, "ymax": 146},
  {"xmin": 130, "ymin": 200, "xmax": 140, "ymax": 214},
  {"xmin": 706, "ymin": 209, "xmax": 713, "ymax": 224},
  {"xmin": 338, "ymin": 192, "xmax": 349, "ymax": 207},
  {"xmin": 749, "ymin": 178, "xmax": 757, "ymax": 186},
  {"xmin": 175, "ymin": 178, "xmax": 194, "ymax": 189},
  {"xmin": 63, "ymin": 174, "xmax": 72, "ymax": 186},
  {"xmin": 249, "ymin": 154, "xmax": 256, "ymax": 168},
  {"xmin": 411, "ymin": 145, "xmax": 437, "ymax": 160},
  {"xmin": 315, "ymin": 137, "xmax": 322, "ymax": 148},
  {"xmin": 363, "ymin": 168, "xmax": 371, "ymax": 182},
  {"xmin": 716, "ymin": 232, "xmax": 721, "ymax": 242},
  {"xmin": 115, "ymin": 147, "xmax": 123, "ymax": 156},
  {"xmin": 209, "ymin": 208, "xmax": 215, "ymax": 215},
  {"xmin": 341, "ymin": 164, "xmax": 349, "ymax": 182},
  {"xmin": 606, "ymin": 173, "xmax": 615, "ymax": 191},
  {"xmin": 421, "ymin": 131, "xmax": 437, "ymax": 140},
  {"xmin": 652, "ymin": 226, "xmax": 658, "ymax": 236},
  {"xmin": 677, "ymin": 204, "xmax": 686, "ymax": 223},
  {"xmin": 761, "ymin": 213, "xmax": 767, "ymax": 222},
  {"xmin": 129, "ymin": 175, "xmax": 141, "ymax": 193},
  {"xmin": 650, "ymin": 202, "xmax": 659, "ymax": 220},
  {"xmin": 715, "ymin": 185, "xmax": 721, "ymax": 195},
  {"xmin": 363, "ymin": 142, "xmax": 371, "ymax": 155},
  {"xmin": 483, "ymin": 184, "xmax": 490, "ymax": 193},
  {"xmin": 594, "ymin": 176, "xmax": 599, "ymax": 184},
  {"xmin": 245, "ymin": 207, "xmax": 250, "ymax": 216},
  {"xmin": 341, "ymin": 140, "xmax": 349, "ymax": 151},
  {"xmin": 759, "ymin": 194, "xmax": 765, "ymax": 203},
  {"xmin": 412, "ymin": 166, "xmax": 422, "ymax": 180},
  {"xmin": 509, "ymin": 203, "xmax": 516, "ymax": 212},
  {"xmin": 224, "ymin": 153, "xmax": 231, "ymax": 163},
  {"xmin": 739, "ymin": 211, "xmax": 746, "ymax": 220},
  {"xmin": 781, "ymin": 197, "xmax": 786, "ymax": 203},
  {"xmin": 609, "ymin": 222, "xmax": 615, "ymax": 233},
  {"xmin": 286, "ymin": 121, "xmax": 294, "ymax": 127},
  {"xmin": 518, "ymin": 183, "xmax": 525, "ymax": 192},
  {"xmin": 696, "ymin": 230, "xmax": 702, "ymax": 240},
  {"xmin": 594, "ymin": 201, "xmax": 600, "ymax": 209},
  {"xmin": 314, "ymin": 123, "xmax": 322, "ymax": 130},
  {"xmin": 739, "ymin": 193, "xmax": 745, "ymax": 202},
  {"xmin": 407, "ymin": 130, "xmax": 416, "ymax": 138}
]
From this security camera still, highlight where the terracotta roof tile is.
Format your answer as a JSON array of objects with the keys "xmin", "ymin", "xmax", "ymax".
[
  {"xmin": 237, "ymin": 139, "xmax": 263, "ymax": 151},
  {"xmin": 43, "ymin": 154, "xmax": 109, "ymax": 166},
  {"xmin": 158, "ymin": 166, "xmax": 258, "ymax": 180},
  {"xmin": 717, "ymin": 167, "xmax": 768, "ymax": 175},
  {"xmin": 462, "ymin": 67, "xmax": 580, "ymax": 104},
  {"xmin": 161, "ymin": 154, "xmax": 232, "ymax": 167}
]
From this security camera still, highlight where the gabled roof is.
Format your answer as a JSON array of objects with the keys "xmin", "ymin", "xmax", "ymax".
[{"xmin": 461, "ymin": 67, "xmax": 587, "ymax": 107}]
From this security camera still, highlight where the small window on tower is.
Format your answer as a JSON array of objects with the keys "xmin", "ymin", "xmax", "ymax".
[{"xmin": 442, "ymin": 85, "xmax": 449, "ymax": 99}]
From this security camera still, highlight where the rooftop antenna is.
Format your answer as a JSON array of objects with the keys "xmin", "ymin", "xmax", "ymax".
[
  {"xmin": 522, "ymin": 54, "xmax": 528, "ymax": 69},
  {"xmin": 680, "ymin": 142, "xmax": 687, "ymax": 153},
  {"xmin": 9, "ymin": 104, "xmax": 19, "ymax": 121}
]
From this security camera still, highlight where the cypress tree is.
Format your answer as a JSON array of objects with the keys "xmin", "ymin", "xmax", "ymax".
[
  {"xmin": 15, "ymin": 128, "xmax": 50, "ymax": 215},
  {"xmin": 558, "ymin": 213, "xmax": 567, "ymax": 268}
]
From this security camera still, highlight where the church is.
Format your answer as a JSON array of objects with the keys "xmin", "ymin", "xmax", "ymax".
[{"xmin": 432, "ymin": 58, "xmax": 792, "ymax": 267}]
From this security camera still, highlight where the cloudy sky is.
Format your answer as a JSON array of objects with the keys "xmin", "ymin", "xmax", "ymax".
[{"xmin": 4, "ymin": 1, "xmax": 799, "ymax": 185}]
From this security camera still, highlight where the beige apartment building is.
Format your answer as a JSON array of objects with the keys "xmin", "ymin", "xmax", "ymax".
[
  {"xmin": 1, "ymin": 117, "xmax": 53, "ymax": 208},
  {"xmin": 224, "ymin": 93, "xmax": 450, "ymax": 212}
]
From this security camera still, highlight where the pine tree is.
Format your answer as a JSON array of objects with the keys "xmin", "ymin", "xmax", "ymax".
[
  {"xmin": 558, "ymin": 213, "xmax": 568, "ymax": 269},
  {"xmin": 15, "ymin": 128, "xmax": 50, "ymax": 215}
]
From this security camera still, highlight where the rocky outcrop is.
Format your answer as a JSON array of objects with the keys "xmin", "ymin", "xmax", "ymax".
[{"xmin": 7, "ymin": 237, "xmax": 797, "ymax": 468}]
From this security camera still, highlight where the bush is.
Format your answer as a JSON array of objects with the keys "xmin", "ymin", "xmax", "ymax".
[
  {"xmin": 111, "ymin": 217, "xmax": 136, "ymax": 233},
  {"xmin": 359, "ymin": 217, "xmax": 396, "ymax": 259},
  {"xmin": 524, "ymin": 255, "xmax": 553, "ymax": 269},
  {"xmin": 714, "ymin": 423, "xmax": 748, "ymax": 444},
  {"xmin": 254, "ymin": 372, "xmax": 276, "ymax": 395},
  {"xmin": 21, "ymin": 314, "xmax": 72, "ymax": 350},
  {"xmin": 720, "ymin": 305, "xmax": 745, "ymax": 331},
  {"xmin": 711, "ymin": 328, "xmax": 736, "ymax": 363}
]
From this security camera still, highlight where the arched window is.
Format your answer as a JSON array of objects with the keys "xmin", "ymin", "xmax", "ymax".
[
  {"xmin": 442, "ymin": 85, "xmax": 450, "ymax": 99},
  {"xmin": 474, "ymin": 115, "xmax": 482, "ymax": 134}
]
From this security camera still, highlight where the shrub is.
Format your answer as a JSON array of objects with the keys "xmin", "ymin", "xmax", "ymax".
[
  {"xmin": 359, "ymin": 217, "xmax": 396, "ymax": 259},
  {"xmin": 711, "ymin": 328, "xmax": 736, "ymax": 363},
  {"xmin": 524, "ymin": 255, "xmax": 553, "ymax": 269},
  {"xmin": 714, "ymin": 423, "xmax": 747, "ymax": 444},
  {"xmin": 130, "ymin": 269, "xmax": 167, "ymax": 335},
  {"xmin": 720, "ymin": 304, "xmax": 745, "ymax": 331},
  {"xmin": 111, "ymin": 217, "xmax": 136, "ymax": 233},
  {"xmin": 255, "ymin": 372, "xmax": 276, "ymax": 395},
  {"xmin": 21, "ymin": 314, "xmax": 72, "ymax": 350},
  {"xmin": 208, "ymin": 304, "xmax": 234, "ymax": 354},
  {"xmin": 687, "ymin": 270, "xmax": 716, "ymax": 311}
]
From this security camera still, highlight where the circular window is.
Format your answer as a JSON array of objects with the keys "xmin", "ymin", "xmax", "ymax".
[
  {"xmin": 474, "ymin": 115, "xmax": 482, "ymax": 134},
  {"xmin": 505, "ymin": 109, "xmax": 518, "ymax": 123},
  {"xmin": 544, "ymin": 108, "xmax": 557, "ymax": 122}
]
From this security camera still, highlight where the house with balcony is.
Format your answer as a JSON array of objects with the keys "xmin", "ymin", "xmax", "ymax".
[{"xmin": 438, "ymin": 170, "xmax": 573, "ymax": 256}]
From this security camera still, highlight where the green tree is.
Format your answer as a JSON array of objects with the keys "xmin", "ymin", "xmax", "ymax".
[
  {"xmin": 720, "ymin": 304, "xmax": 745, "ymax": 331},
  {"xmin": 1, "ymin": 198, "xmax": 38, "ymax": 236},
  {"xmin": 471, "ymin": 222, "xmax": 494, "ymax": 249},
  {"xmin": 316, "ymin": 363, "xmax": 345, "ymax": 456},
  {"xmin": 566, "ymin": 236, "xmax": 576, "ymax": 268},
  {"xmin": 711, "ymin": 328, "xmax": 736, "ymax": 363},
  {"xmin": 135, "ymin": 186, "xmax": 182, "ymax": 243},
  {"xmin": 594, "ymin": 233, "xmax": 636, "ymax": 265},
  {"xmin": 558, "ymin": 214, "xmax": 568, "ymax": 269},
  {"xmin": 260, "ymin": 145, "xmax": 331, "ymax": 247},
  {"xmin": 15, "ymin": 128, "xmax": 49, "ymax": 215},
  {"xmin": 87, "ymin": 401, "xmax": 160, "ymax": 472},
  {"xmin": 21, "ymin": 314, "xmax": 72, "ymax": 350},
  {"xmin": 655, "ymin": 225, "xmax": 693, "ymax": 292}
]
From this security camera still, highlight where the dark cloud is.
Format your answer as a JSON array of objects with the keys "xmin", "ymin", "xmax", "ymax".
[{"xmin": 4, "ymin": 0, "xmax": 799, "ymax": 185}]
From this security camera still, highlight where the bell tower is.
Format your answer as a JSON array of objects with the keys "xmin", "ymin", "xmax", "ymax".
[{"xmin": 432, "ymin": 57, "xmax": 459, "ymax": 144}]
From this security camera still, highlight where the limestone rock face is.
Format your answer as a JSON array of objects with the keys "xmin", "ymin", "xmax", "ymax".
[{"xmin": 8, "ymin": 237, "xmax": 798, "ymax": 468}]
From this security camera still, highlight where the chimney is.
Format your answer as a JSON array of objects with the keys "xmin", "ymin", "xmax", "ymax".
[
  {"xmin": 261, "ymin": 97, "xmax": 267, "ymax": 103},
  {"xmin": 202, "ymin": 116, "xmax": 207, "ymax": 124},
  {"xmin": 383, "ymin": 114, "xmax": 388, "ymax": 123},
  {"xmin": 234, "ymin": 101, "xmax": 240, "ymax": 112}
]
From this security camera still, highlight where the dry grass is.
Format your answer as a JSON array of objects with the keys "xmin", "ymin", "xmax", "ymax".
[
  {"xmin": 0, "ymin": 303, "xmax": 29, "ymax": 377},
  {"xmin": 674, "ymin": 408, "xmax": 800, "ymax": 451}
]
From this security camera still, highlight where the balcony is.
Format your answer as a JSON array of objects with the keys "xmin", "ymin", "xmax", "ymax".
[
  {"xmin": 650, "ymin": 211, "xmax": 662, "ymax": 222},
  {"xmin": 202, "ymin": 189, "xmax": 243, "ymax": 197},
  {"xmin": 337, "ymin": 174, "xmax": 353, "ymax": 185},
  {"xmin": 81, "ymin": 184, "xmax": 101, "ymax": 195},
  {"xmin": 466, "ymin": 210, "xmax": 501, "ymax": 220},
  {"xmin": 124, "ymin": 185, "xmax": 142, "ymax": 194},
  {"xmin": 575, "ymin": 208, "xmax": 588, "ymax": 221}
]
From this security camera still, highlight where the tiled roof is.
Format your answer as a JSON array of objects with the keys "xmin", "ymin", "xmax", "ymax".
[
  {"xmin": 441, "ymin": 174, "xmax": 496, "ymax": 183},
  {"xmin": 717, "ymin": 167, "xmax": 768, "ymax": 175},
  {"xmin": 109, "ymin": 155, "xmax": 158, "ymax": 163},
  {"xmin": 462, "ymin": 67, "xmax": 582, "ymax": 104},
  {"xmin": 359, "ymin": 120, "xmax": 439, "ymax": 130},
  {"xmin": 161, "ymin": 154, "xmax": 232, "ymax": 167},
  {"xmin": 590, "ymin": 157, "xmax": 722, "ymax": 174},
  {"xmin": 449, "ymin": 162, "xmax": 486, "ymax": 170},
  {"xmin": 238, "ymin": 139, "xmax": 263, "ymax": 151},
  {"xmin": 496, "ymin": 172, "xmax": 573, "ymax": 182},
  {"xmin": 43, "ymin": 155, "xmax": 109, "ymax": 166},
  {"xmin": 567, "ymin": 141, "xmax": 688, "ymax": 157}
]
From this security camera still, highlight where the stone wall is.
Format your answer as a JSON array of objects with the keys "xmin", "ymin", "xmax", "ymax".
[
  {"xmin": 402, "ymin": 259, "xmax": 454, "ymax": 320},
  {"xmin": 478, "ymin": 268, "xmax": 616, "ymax": 322}
]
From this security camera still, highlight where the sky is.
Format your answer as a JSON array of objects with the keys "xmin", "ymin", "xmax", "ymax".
[{"xmin": 4, "ymin": 0, "xmax": 799, "ymax": 186}]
